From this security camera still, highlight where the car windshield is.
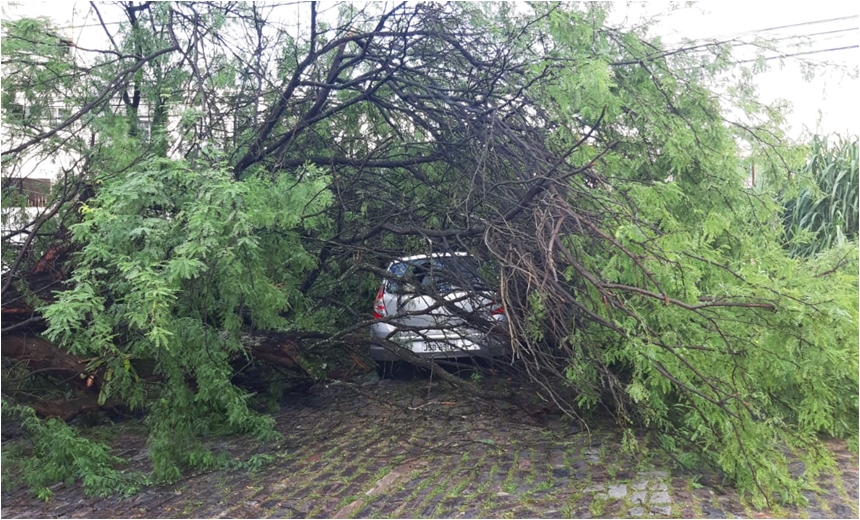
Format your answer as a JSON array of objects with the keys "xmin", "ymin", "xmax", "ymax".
[{"xmin": 386, "ymin": 256, "xmax": 487, "ymax": 294}]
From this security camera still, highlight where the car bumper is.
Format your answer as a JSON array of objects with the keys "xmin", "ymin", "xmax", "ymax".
[{"xmin": 370, "ymin": 322, "xmax": 508, "ymax": 361}]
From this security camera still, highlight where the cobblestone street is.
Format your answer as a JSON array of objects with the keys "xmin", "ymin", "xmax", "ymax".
[{"xmin": 2, "ymin": 374, "xmax": 858, "ymax": 518}]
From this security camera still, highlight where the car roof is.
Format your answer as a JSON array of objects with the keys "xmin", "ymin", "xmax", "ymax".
[{"xmin": 390, "ymin": 252, "xmax": 471, "ymax": 263}]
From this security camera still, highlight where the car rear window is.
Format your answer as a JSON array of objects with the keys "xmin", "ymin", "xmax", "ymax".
[{"xmin": 386, "ymin": 257, "xmax": 486, "ymax": 294}]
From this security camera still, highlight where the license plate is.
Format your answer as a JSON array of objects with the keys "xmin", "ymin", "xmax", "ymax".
[{"xmin": 423, "ymin": 340, "xmax": 479, "ymax": 352}]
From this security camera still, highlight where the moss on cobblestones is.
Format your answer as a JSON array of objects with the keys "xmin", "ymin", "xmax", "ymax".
[{"xmin": 2, "ymin": 377, "xmax": 857, "ymax": 518}]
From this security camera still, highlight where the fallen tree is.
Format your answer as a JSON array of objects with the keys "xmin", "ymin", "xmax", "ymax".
[
  {"xmin": 2, "ymin": 1, "xmax": 857, "ymax": 506},
  {"xmin": 1, "ymin": 326, "xmax": 367, "ymax": 423}
]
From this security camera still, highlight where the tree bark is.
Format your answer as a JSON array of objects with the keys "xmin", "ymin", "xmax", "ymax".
[
  {"xmin": 1, "ymin": 331, "xmax": 349, "ymax": 421},
  {"xmin": 13, "ymin": 395, "xmax": 116, "ymax": 423},
  {"xmin": 2, "ymin": 335, "xmax": 93, "ymax": 391}
]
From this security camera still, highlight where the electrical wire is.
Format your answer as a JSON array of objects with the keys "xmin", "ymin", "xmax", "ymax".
[
  {"xmin": 8, "ymin": 4, "xmax": 859, "ymax": 69},
  {"xmin": 733, "ymin": 45, "xmax": 859, "ymax": 64},
  {"xmin": 729, "ymin": 15, "xmax": 858, "ymax": 35},
  {"xmin": 656, "ymin": 14, "xmax": 859, "ymax": 46}
]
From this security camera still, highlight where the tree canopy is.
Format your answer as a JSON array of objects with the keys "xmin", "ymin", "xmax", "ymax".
[{"xmin": 2, "ymin": 1, "xmax": 857, "ymax": 505}]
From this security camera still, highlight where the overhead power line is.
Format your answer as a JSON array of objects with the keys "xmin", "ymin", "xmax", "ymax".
[
  {"xmin": 733, "ymin": 45, "xmax": 859, "ymax": 65},
  {"xmin": 766, "ymin": 27, "xmax": 858, "ymax": 43},
  {"xmin": 657, "ymin": 15, "xmax": 859, "ymax": 48},
  {"xmin": 741, "ymin": 15, "xmax": 859, "ymax": 35}
]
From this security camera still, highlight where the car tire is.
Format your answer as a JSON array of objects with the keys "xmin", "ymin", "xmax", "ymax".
[
  {"xmin": 376, "ymin": 360, "xmax": 414, "ymax": 380},
  {"xmin": 375, "ymin": 361, "xmax": 393, "ymax": 379}
]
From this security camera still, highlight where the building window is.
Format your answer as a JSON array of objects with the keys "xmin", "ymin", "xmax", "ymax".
[{"xmin": 1, "ymin": 177, "xmax": 52, "ymax": 207}]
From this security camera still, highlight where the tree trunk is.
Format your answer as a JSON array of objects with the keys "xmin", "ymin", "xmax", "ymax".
[
  {"xmin": 13, "ymin": 395, "xmax": 116, "ymax": 423},
  {"xmin": 2, "ymin": 335, "xmax": 94, "ymax": 391},
  {"xmin": 1, "ymin": 331, "xmax": 359, "ymax": 421}
]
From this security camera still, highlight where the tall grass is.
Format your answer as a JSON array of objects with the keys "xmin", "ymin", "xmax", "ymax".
[{"xmin": 783, "ymin": 135, "xmax": 858, "ymax": 257}]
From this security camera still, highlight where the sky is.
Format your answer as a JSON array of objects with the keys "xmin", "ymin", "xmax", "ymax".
[
  {"xmin": 1, "ymin": 0, "xmax": 858, "ymax": 141},
  {"xmin": 607, "ymin": 0, "xmax": 858, "ymax": 139}
]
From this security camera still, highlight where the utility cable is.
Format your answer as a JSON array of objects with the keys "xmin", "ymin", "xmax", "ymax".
[
  {"xmin": 733, "ymin": 45, "xmax": 859, "ymax": 64},
  {"xmin": 656, "ymin": 15, "xmax": 858, "ymax": 48}
]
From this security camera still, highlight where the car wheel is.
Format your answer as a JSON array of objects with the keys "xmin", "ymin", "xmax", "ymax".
[
  {"xmin": 376, "ymin": 360, "xmax": 415, "ymax": 379},
  {"xmin": 375, "ymin": 361, "xmax": 396, "ymax": 379}
]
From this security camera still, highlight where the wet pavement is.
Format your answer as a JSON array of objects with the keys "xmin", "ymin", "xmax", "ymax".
[{"xmin": 2, "ymin": 373, "xmax": 858, "ymax": 518}]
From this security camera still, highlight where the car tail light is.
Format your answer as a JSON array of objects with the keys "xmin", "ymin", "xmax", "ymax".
[
  {"xmin": 373, "ymin": 287, "xmax": 386, "ymax": 319},
  {"xmin": 490, "ymin": 301, "xmax": 505, "ymax": 315}
]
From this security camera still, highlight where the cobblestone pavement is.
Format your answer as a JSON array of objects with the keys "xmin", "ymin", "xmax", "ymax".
[{"xmin": 2, "ymin": 374, "xmax": 858, "ymax": 518}]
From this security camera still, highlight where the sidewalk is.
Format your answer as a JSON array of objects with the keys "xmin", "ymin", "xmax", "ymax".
[{"xmin": 2, "ymin": 376, "xmax": 858, "ymax": 518}]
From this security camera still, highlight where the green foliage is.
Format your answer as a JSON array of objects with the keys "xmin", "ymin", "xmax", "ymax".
[
  {"xmin": 526, "ymin": 292, "xmax": 547, "ymax": 343},
  {"xmin": 526, "ymin": 6, "xmax": 860, "ymax": 506},
  {"xmin": 3, "ymin": 2, "xmax": 857, "ymax": 507},
  {"xmin": 0, "ymin": 18, "xmax": 78, "ymax": 129},
  {"xmin": 1, "ymin": 400, "xmax": 145, "ymax": 500},
  {"xmin": 781, "ymin": 135, "xmax": 859, "ymax": 257},
  {"xmin": 231, "ymin": 453, "xmax": 276, "ymax": 475},
  {"xmin": 563, "ymin": 216, "xmax": 858, "ymax": 505},
  {"xmin": 42, "ymin": 157, "xmax": 330, "ymax": 481},
  {"xmin": 563, "ymin": 136, "xmax": 857, "ymax": 504}
]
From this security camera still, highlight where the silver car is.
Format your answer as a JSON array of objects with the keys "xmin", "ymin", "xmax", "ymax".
[{"xmin": 370, "ymin": 253, "xmax": 507, "ymax": 375}]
